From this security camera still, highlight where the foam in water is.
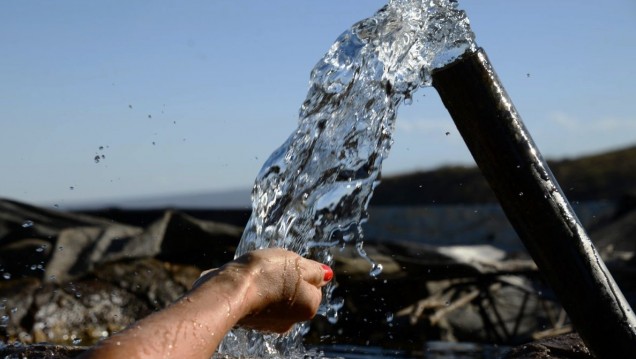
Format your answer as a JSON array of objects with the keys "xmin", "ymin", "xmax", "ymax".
[{"xmin": 216, "ymin": 0, "xmax": 475, "ymax": 357}]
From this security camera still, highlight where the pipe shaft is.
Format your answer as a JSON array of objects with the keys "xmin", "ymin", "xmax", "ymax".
[{"xmin": 431, "ymin": 48, "xmax": 636, "ymax": 358}]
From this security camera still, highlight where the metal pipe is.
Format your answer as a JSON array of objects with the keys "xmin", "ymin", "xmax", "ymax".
[{"xmin": 431, "ymin": 48, "xmax": 636, "ymax": 358}]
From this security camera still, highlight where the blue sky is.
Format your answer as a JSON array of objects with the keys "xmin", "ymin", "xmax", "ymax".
[{"xmin": 1, "ymin": 1, "xmax": 634, "ymax": 207}]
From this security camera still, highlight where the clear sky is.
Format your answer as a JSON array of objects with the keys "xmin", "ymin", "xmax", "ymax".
[{"xmin": 1, "ymin": 1, "xmax": 634, "ymax": 208}]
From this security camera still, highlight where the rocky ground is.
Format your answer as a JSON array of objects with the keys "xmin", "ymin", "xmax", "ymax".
[{"xmin": 1, "ymin": 194, "xmax": 635, "ymax": 358}]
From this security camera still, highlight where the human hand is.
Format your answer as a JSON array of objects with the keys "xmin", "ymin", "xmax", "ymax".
[
  {"xmin": 194, "ymin": 248, "xmax": 333, "ymax": 333},
  {"xmin": 77, "ymin": 249, "xmax": 333, "ymax": 359}
]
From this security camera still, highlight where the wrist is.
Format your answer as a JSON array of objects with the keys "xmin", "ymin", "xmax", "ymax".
[{"xmin": 189, "ymin": 264, "xmax": 255, "ymax": 325}]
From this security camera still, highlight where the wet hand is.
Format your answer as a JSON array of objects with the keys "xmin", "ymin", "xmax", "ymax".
[{"xmin": 194, "ymin": 248, "xmax": 333, "ymax": 333}]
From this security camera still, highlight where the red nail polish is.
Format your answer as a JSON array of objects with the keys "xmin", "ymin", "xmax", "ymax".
[{"xmin": 321, "ymin": 264, "xmax": 333, "ymax": 282}]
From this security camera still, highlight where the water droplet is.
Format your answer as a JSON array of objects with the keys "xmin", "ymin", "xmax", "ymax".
[
  {"xmin": 369, "ymin": 263, "xmax": 383, "ymax": 277},
  {"xmin": 10, "ymin": 307, "xmax": 17, "ymax": 313},
  {"xmin": 385, "ymin": 312, "xmax": 394, "ymax": 323},
  {"xmin": 35, "ymin": 245, "xmax": 47, "ymax": 253},
  {"xmin": 21, "ymin": 220, "xmax": 34, "ymax": 228},
  {"xmin": 30, "ymin": 265, "xmax": 37, "ymax": 271},
  {"xmin": 518, "ymin": 192, "xmax": 524, "ymax": 196},
  {"xmin": 94, "ymin": 155, "xmax": 100, "ymax": 163},
  {"xmin": 69, "ymin": 186, "xmax": 75, "ymax": 191},
  {"xmin": 72, "ymin": 338, "xmax": 82, "ymax": 345},
  {"xmin": 2, "ymin": 273, "xmax": 11, "ymax": 280},
  {"xmin": 326, "ymin": 307, "xmax": 339, "ymax": 324}
]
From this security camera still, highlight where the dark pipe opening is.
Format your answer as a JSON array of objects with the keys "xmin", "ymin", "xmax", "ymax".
[{"xmin": 431, "ymin": 48, "xmax": 636, "ymax": 358}]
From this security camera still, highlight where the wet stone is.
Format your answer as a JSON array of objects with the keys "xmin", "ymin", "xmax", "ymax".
[
  {"xmin": 31, "ymin": 280, "xmax": 146, "ymax": 344},
  {"xmin": 504, "ymin": 333, "xmax": 593, "ymax": 359},
  {"xmin": 0, "ymin": 343, "xmax": 86, "ymax": 359},
  {"xmin": 0, "ymin": 258, "xmax": 200, "ymax": 347}
]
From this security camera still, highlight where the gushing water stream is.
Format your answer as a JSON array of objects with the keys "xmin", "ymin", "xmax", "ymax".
[{"xmin": 216, "ymin": 1, "xmax": 475, "ymax": 357}]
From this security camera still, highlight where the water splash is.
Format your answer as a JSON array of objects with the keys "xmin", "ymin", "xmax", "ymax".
[{"xmin": 217, "ymin": 0, "xmax": 474, "ymax": 357}]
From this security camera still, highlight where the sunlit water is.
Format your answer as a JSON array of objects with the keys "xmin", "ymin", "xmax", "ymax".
[{"xmin": 215, "ymin": 0, "xmax": 475, "ymax": 357}]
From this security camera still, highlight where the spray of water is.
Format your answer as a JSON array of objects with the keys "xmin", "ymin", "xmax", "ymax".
[{"xmin": 216, "ymin": 0, "xmax": 475, "ymax": 357}]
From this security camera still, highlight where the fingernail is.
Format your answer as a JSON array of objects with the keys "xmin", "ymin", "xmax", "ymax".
[{"xmin": 321, "ymin": 264, "xmax": 333, "ymax": 282}]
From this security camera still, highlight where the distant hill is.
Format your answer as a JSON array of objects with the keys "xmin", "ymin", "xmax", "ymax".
[{"xmin": 371, "ymin": 145, "xmax": 636, "ymax": 205}]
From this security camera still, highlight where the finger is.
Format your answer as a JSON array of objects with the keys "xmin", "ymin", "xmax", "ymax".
[
  {"xmin": 300, "ymin": 259, "xmax": 333, "ymax": 287},
  {"xmin": 321, "ymin": 264, "xmax": 333, "ymax": 282},
  {"xmin": 290, "ymin": 283, "xmax": 322, "ymax": 320}
]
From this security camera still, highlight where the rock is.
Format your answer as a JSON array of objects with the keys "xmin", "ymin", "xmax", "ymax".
[
  {"xmin": 504, "ymin": 333, "xmax": 593, "ymax": 358},
  {"xmin": 0, "ymin": 278, "xmax": 40, "ymax": 342},
  {"xmin": 0, "ymin": 199, "xmax": 242, "ymax": 284},
  {"xmin": 0, "ymin": 343, "xmax": 85, "ymax": 359},
  {"xmin": 0, "ymin": 198, "xmax": 632, "ymax": 357},
  {"xmin": 30, "ymin": 280, "xmax": 146, "ymax": 344},
  {"xmin": 0, "ymin": 200, "xmax": 240, "ymax": 347},
  {"xmin": 0, "ymin": 258, "xmax": 201, "ymax": 346},
  {"xmin": 592, "ymin": 206, "xmax": 636, "ymax": 263}
]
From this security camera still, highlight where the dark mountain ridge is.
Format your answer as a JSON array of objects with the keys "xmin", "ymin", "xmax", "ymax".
[{"xmin": 371, "ymin": 144, "xmax": 636, "ymax": 205}]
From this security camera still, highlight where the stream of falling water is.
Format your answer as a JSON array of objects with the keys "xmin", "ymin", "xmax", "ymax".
[{"xmin": 215, "ymin": 1, "xmax": 475, "ymax": 357}]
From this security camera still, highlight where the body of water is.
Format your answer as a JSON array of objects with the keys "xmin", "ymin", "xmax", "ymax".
[
  {"xmin": 315, "ymin": 342, "xmax": 510, "ymax": 359},
  {"xmin": 365, "ymin": 201, "xmax": 616, "ymax": 252}
]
